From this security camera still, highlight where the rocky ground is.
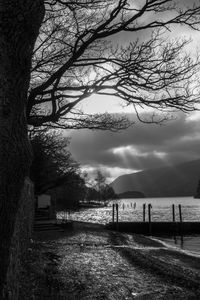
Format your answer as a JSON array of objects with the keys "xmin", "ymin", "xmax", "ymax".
[{"xmin": 19, "ymin": 221, "xmax": 200, "ymax": 299}]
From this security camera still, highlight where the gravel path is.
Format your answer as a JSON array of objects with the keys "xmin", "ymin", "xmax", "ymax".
[{"xmin": 20, "ymin": 222, "xmax": 200, "ymax": 299}]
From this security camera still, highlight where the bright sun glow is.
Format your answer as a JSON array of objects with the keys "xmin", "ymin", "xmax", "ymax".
[
  {"xmin": 77, "ymin": 94, "xmax": 134, "ymax": 114},
  {"xmin": 80, "ymin": 165, "xmax": 140, "ymax": 184},
  {"xmin": 186, "ymin": 111, "xmax": 200, "ymax": 122},
  {"xmin": 153, "ymin": 151, "xmax": 168, "ymax": 159},
  {"xmin": 112, "ymin": 145, "xmax": 149, "ymax": 158}
]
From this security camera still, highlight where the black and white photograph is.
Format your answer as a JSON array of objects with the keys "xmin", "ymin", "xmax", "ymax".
[{"xmin": 1, "ymin": 0, "xmax": 200, "ymax": 299}]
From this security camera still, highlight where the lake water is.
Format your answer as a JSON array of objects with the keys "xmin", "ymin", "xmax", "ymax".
[
  {"xmin": 57, "ymin": 196, "xmax": 200, "ymax": 255},
  {"xmin": 58, "ymin": 196, "xmax": 200, "ymax": 224}
]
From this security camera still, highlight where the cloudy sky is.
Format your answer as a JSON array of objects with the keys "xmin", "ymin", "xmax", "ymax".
[
  {"xmin": 67, "ymin": 110, "xmax": 200, "ymax": 183},
  {"xmin": 66, "ymin": 0, "xmax": 200, "ymax": 184}
]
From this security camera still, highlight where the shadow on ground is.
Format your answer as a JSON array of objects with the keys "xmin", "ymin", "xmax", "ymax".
[{"xmin": 20, "ymin": 221, "xmax": 200, "ymax": 299}]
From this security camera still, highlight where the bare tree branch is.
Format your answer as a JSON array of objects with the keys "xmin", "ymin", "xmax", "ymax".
[{"xmin": 27, "ymin": 0, "xmax": 200, "ymax": 129}]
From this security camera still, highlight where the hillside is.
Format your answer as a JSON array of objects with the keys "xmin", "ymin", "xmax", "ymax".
[{"xmin": 110, "ymin": 159, "xmax": 200, "ymax": 197}]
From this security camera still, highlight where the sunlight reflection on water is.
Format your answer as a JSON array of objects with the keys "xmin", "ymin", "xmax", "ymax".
[{"xmin": 57, "ymin": 196, "xmax": 200, "ymax": 224}]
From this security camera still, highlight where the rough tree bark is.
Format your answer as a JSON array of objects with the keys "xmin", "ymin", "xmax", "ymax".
[{"xmin": 0, "ymin": 1, "xmax": 44, "ymax": 298}]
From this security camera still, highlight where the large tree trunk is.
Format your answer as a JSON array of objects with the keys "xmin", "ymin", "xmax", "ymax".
[{"xmin": 0, "ymin": 1, "xmax": 44, "ymax": 298}]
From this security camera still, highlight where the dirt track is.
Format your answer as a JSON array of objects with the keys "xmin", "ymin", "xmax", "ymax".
[{"xmin": 19, "ymin": 222, "xmax": 200, "ymax": 299}]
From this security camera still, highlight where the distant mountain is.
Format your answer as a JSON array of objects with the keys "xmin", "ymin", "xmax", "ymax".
[{"xmin": 110, "ymin": 159, "xmax": 200, "ymax": 197}]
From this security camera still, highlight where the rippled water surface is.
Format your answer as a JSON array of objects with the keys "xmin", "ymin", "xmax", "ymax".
[
  {"xmin": 57, "ymin": 197, "xmax": 200, "ymax": 224},
  {"xmin": 56, "ymin": 196, "xmax": 200, "ymax": 254}
]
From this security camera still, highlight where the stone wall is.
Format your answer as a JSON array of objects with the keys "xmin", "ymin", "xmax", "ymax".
[{"xmin": 5, "ymin": 177, "xmax": 34, "ymax": 300}]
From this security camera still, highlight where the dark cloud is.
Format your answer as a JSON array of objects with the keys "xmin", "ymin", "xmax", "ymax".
[{"xmin": 68, "ymin": 112, "xmax": 200, "ymax": 181}]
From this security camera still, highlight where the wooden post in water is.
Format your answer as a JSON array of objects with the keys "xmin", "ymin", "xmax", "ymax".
[
  {"xmin": 178, "ymin": 204, "xmax": 182, "ymax": 223},
  {"xmin": 178, "ymin": 204, "xmax": 183, "ymax": 240},
  {"xmin": 148, "ymin": 204, "xmax": 152, "ymax": 235},
  {"xmin": 112, "ymin": 204, "xmax": 115, "ymax": 222},
  {"xmin": 116, "ymin": 203, "xmax": 119, "ymax": 229},
  {"xmin": 172, "ymin": 204, "xmax": 177, "ymax": 241},
  {"xmin": 172, "ymin": 204, "xmax": 175, "ymax": 222},
  {"xmin": 116, "ymin": 203, "xmax": 119, "ymax": 223},
  {"xmin": 143, "ymin": 203, "xmax": 146, "ymax": 222}
]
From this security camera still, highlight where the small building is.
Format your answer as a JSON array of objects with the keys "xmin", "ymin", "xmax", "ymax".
[
  {"xmin": 37, "ymin": 194, "xmax": 51, "ymax": 208},
  {"xmin": 35, "ymin": 194, "xmax": 56, "ymax": 219}
]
